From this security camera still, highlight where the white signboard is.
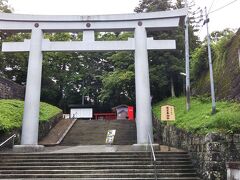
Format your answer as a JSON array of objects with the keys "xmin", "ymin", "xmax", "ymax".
[
  {"xmin": 106, "ymin": 130, "xmax": 116, "ymax": 144},
  {"xmin": 70, "ymin": 108, "xmax": 93, "ymax": 118}
]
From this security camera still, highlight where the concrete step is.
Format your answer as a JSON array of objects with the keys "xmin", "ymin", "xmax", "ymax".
[
  {"xmin": 0, "ymin": 151, "xmax": 188, "ymax": 155},
  {"xmin": 0, "ymin": 173, "xmax": 199, "ymax": 178},
  {"xmin": 27, "ymin": 179, "xmax": 200, "ymax": 180},
  {"xmin": 0, "ymin": 165, "xmax": 196, "ymax": 170},
  {"xmin": 0, "ymin": 151, "xmax": 200, "ymax": 179},
  {"xmin": 0, "ymin": 154, "xmax": 191, "ymax": 159},
  {"xmin": 0, "ymin": 152, "xmax": 189, "ymax": 160},
  {"xmin": 0, "ymin": 169, "xmax": 197, "ymax": 175},
  {"xmin": 0, "ymin": 176, "xmax": 201, "ymax": 180},
  {"xmin": 0, "ymin": 158, "xmax": 192, "ymax": 163},
  {"xmin": 0, "ymin": 155, "xmax": 191, "ymax": 159},
  {"xmin": 0, "ymin": 161, "xmax": 193, "ymax": 166}
]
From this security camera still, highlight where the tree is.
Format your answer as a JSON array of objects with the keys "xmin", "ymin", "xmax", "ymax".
[
  {"xmin": 41, "ymin": 32, "xmax": 116, "ymax": 110},
  {"xmin": 0, "ymin": 0, "xmax": 12, "ymax": 13},
  {"xmin": 134, "ymin": 0, "xmax": 199, "ymax": 101},
  {"xmin": 135, "ymin": 0, "xmax": 172, "ymax": 12},
  {"xmin": 0, "ymin": 0, "xmax": 15, "ymax": 78},
  {"xmin": 0, "ymin": 33, "xmax": 30, "ymax": 84},
  {"xmin": 98, "ymin": 32, "xmax": 135, "ymax": 106}
]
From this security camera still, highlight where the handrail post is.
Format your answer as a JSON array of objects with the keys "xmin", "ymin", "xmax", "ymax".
[
  {"xmin": 148, "ymin": 133, "xmax": 157, "ymax": 180},
  {"xmin": 12, "ymin": 134, "xmax": 16, "ymax": 147},
  {"xmin": 154, "ymin": 160, "xmax": 157, "ymax": 180}
]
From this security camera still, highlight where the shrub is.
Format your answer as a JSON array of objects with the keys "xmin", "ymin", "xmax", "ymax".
[{"xmin": 0, "ymin": 99, "xmax": 61, "ymax": 133}]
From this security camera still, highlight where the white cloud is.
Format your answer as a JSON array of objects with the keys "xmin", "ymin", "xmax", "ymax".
[
  {"xmin": 8, "ymin": 0, "xmax": 140, "ymax": 15},
  {"xmin": 194, "ymin": 0, "xmax": 240, "ymax": 39}
]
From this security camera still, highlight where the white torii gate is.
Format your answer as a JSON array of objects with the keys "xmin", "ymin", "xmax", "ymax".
[{"xmin": 0, "ymin": 9, "xmax": 186, "ymax": 148}]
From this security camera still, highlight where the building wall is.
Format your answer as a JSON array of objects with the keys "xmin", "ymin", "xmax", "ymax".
[{"xmin": 0, "ymin": 77, "xmax": 25, "ymax": 99}]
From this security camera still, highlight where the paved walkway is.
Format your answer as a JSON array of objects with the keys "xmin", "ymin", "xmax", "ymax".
[
  {"xmin": 42, "ymin": 145, "xmax": 184, "ymax": 153},
  {"xmin": 0, "ymin": 145, "xmax": 184, "ymax": 154},
  {"xmin": 45, "ymin": 145, "xmax": 121, "ymax": 153}
]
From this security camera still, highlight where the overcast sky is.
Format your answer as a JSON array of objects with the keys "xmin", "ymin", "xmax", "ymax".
[{"xmin": 7, "ymin": 0, "xmax": 240, "ymax": 40}]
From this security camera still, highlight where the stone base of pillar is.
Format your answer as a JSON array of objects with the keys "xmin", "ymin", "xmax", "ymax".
[
  {"xmin": 13, "ymin": 145, "xmax": 44, "ymax": 153},
  {"xmin": 132, "ymin": 144, "xmax": 160, "ymax": 151}
]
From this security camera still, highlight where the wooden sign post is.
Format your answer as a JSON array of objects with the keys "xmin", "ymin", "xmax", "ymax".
[
  {"xmin": 161, "ymin": 105, "xmax": 175, "ymax": 151},
  {"xmin": 161, "ymin": 105, "xmax": 175, "ymax": 121}
]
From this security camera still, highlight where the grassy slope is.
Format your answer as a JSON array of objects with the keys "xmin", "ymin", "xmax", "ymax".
[
  {"xmin": 153, "ymin": 97, "xmax": 240, "ymax": 134},
  {"xmin": 0, "ymin": 99, "xmax": 62, "ymax": 133},
  {"xmin": 193, "ymin": 30, "xmax": 240, "ymax": 100}
]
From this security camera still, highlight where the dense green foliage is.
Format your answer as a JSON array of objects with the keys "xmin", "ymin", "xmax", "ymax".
[
  {"xmin": 0, "ymin": 0, "xmax": 12, "ymax": 13},
  {"xmin": 153, "ymin": 97, "xmax": 240, "ymax": 134},
  {"xmin": 0, "ymin": 99, "xmax": 62, "ymax": 133},
  {"xmin": 191, "ymin": 29, "xmax": 235, "ymax": 81},
  {"xmin": 191, "ymin": 28, "xmax": 239, "ymax": 99}
]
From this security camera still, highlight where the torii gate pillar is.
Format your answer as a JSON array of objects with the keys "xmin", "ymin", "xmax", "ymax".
[
  {"xmin": 21, "ymin": 28, "xmax": 43, "ymax": 145},
  {"xmin": 135, "ymin": 26, "xmax": 153, "ymax": 143}
]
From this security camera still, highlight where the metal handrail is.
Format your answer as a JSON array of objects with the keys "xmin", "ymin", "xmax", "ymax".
[
  {"xmin": 148, "ymin": 133, "xmax": 157, "ymax": 180},
  {"xmin": 0, "ymin": 134, "xmax": 16, "ymax": 148}
]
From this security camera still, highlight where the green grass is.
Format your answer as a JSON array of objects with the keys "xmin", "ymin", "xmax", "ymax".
[
  {"xmin": 153, "ymin": 97, "xmax": 240, "ymax": 134},
  {"xmin": 0, "ymin": 99, "xmax": 62, "ymax": 133}
]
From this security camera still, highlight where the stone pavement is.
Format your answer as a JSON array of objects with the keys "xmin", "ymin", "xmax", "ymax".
[
  {"xmin": 1, "ymin": 145, "xmax": 184, "ymax": 154},
  {"xmin": 42, "ymin": 145, "xmax": 184, "ymax": 153}
]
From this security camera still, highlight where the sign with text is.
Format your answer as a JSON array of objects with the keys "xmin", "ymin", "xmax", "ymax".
[
  {"xmin": 161, "ymin": 105, "xmax": 175, "ymax": 121},
  {"xmin": 105, "ymin": 129, "xmax": 116, "ymax": 144}
]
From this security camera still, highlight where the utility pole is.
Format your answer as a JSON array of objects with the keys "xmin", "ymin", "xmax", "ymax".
[
  {"xmin": 82, "ymin": 80, "xmax": 85, "ymax": 105},
  {"xmin": 204, "ymin": 7, "xmax": 216, "ymax": 114},
  {"xmin": 184, "ymin": 0, "xmax": 190, "ymax": 111}
]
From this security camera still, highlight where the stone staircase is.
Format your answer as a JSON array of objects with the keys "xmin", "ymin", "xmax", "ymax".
[
  {"xmin": 0, "ymin": 151, "xmax": 200, "ymax": 179},
  {"xmin": 61, "ymin": 120, "xmax": 137, "ymax": 145}
]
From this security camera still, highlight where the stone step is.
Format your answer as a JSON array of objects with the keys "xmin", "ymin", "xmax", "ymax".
[
  {"xmin": 0, "ymin": 154, "xmax": 191, "ymax": 159},
  {"xmin": 0, "ymin": 153, "xmax": 191, "ymax": 157},
  {"xmin": 25, "ymin": 179, "xmax": 200, "ymax": 180},
  {"xmin": 0, "ymin": 161, "xmax": 193, "ymax": 166},
  {"xmin": 0, "ymin": 169, "xmax": 197, "ymax": 174},
  {"xmin": 0, "ymin": 176, "xmax": 201, "ymax": 180},
  {"xmin": 0, "ymin": 158, "xmax": 191, "ymax": 163},
  {"xmin": 0, "ymin": 165, "xmax": 195, "ymax": 170},
  {"xmin": 0, "ymin": 150, "xmax": 200, "ymax": 179},
  {"xmin": 0, "ymin": 151, "xmax": 188, "ymax": 156},
  {"xmin": 0, "ymin": 173, "xmax": 198, "ymax": 178}
]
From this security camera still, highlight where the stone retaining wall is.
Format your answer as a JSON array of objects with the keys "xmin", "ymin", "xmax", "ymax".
[
  {"xmin": 154, "ymin": 119, "xmax": 240, "ymax": 180},
  {"xmin": 0, "ymin": 76, "xmax": 25, "ymax": 99},
  {"xmin": 0, "ymin": 112, "xmax": 62, "ymax": 148}
]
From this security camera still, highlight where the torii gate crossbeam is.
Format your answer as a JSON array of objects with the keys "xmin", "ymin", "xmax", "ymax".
[{"xmin": 0, "ymin": 9, "xmax": 187, "ymax": 149}]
